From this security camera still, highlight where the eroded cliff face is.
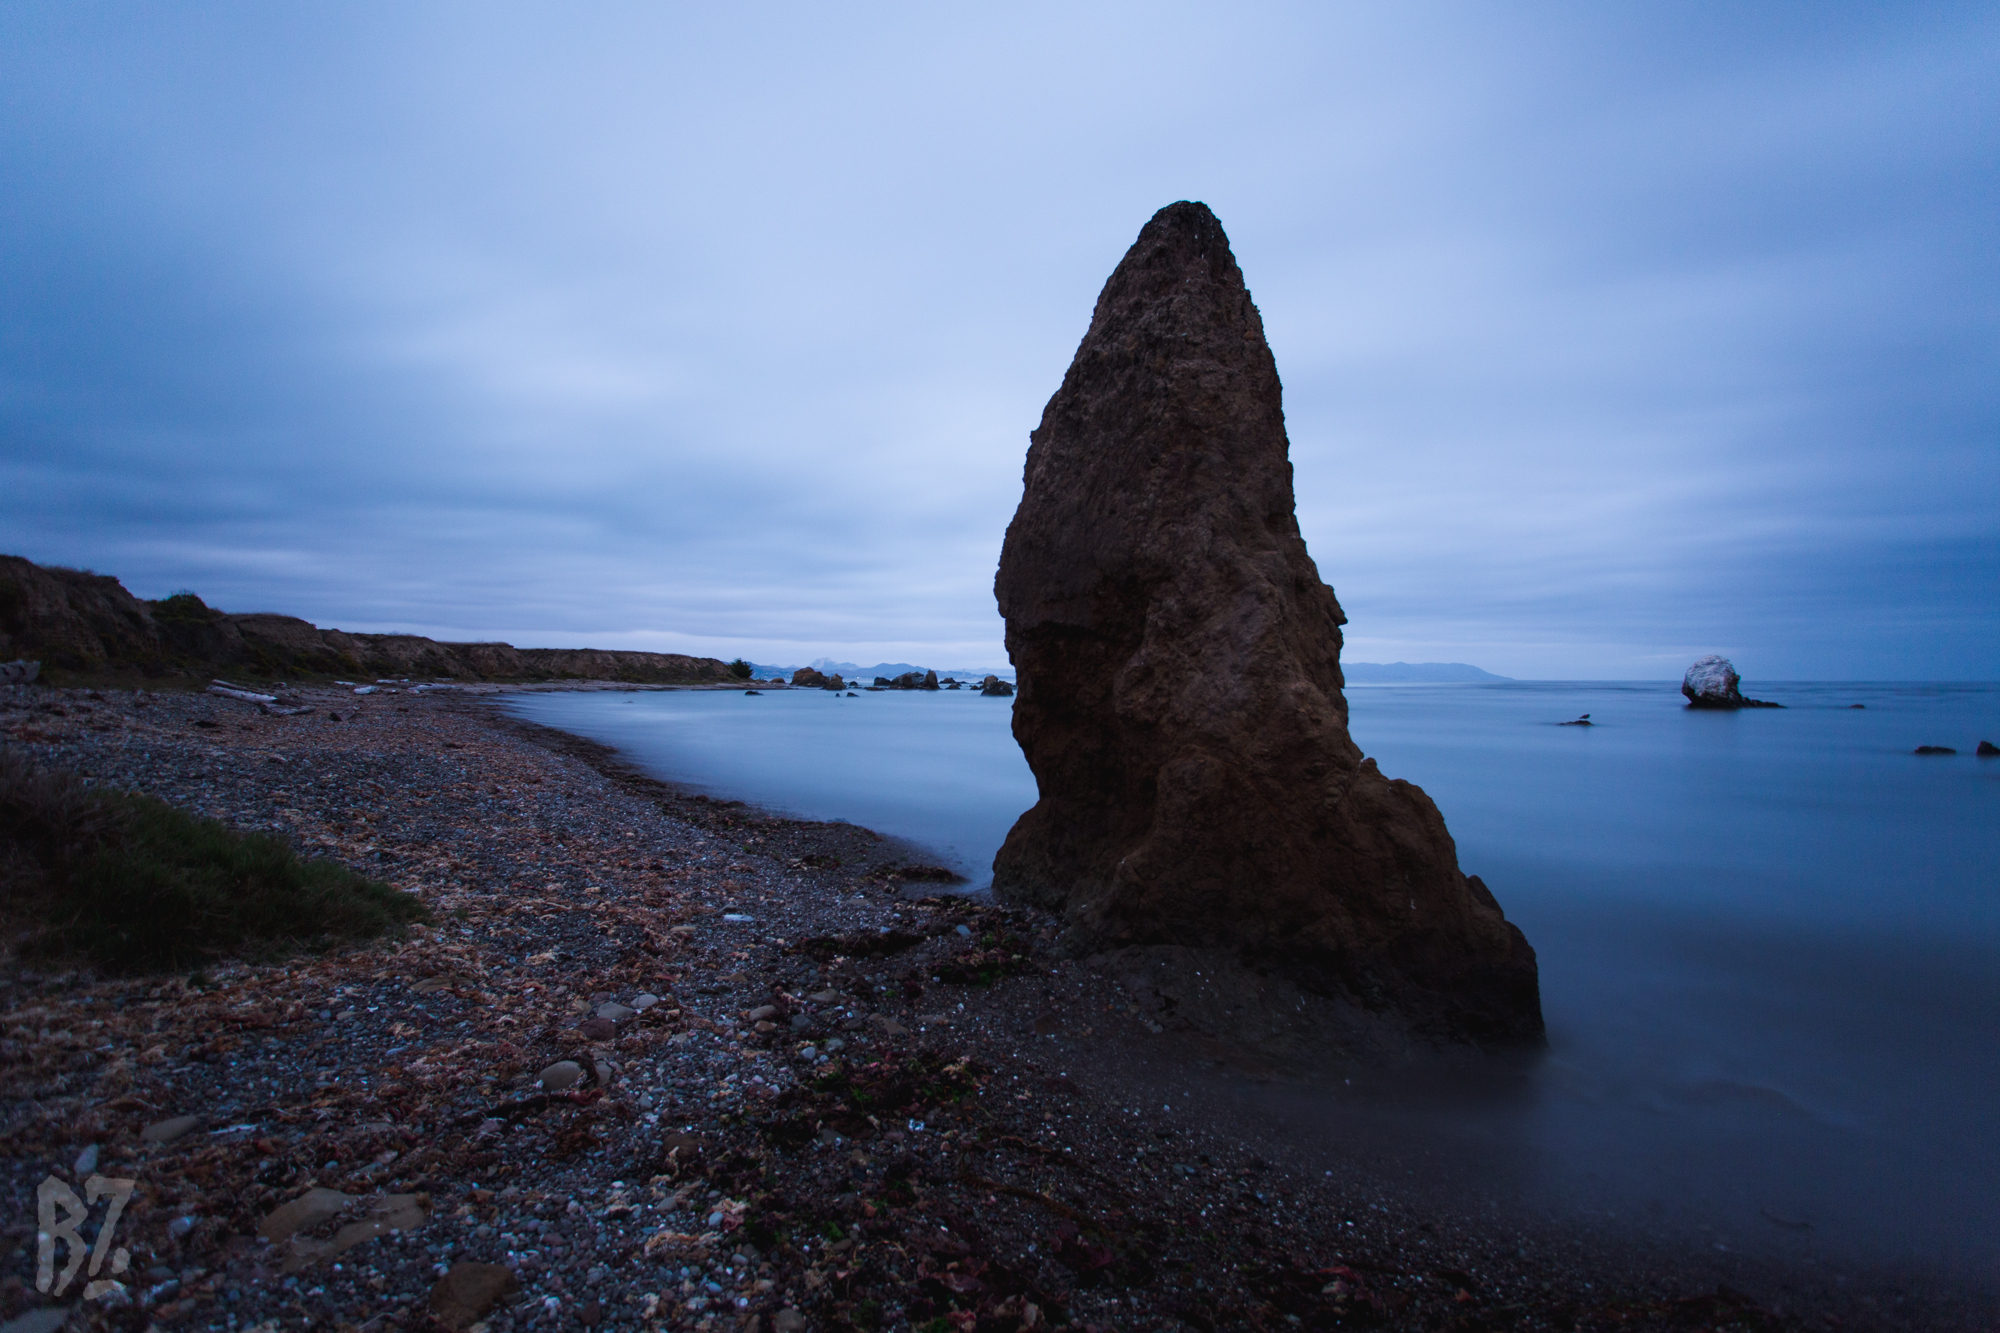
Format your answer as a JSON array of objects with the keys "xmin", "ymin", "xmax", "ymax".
[{"xmin": 992, "ymin": 202, "xmax": 1542, "ymax": 1045}]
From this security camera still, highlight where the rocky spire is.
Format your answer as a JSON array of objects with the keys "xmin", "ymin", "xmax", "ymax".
[{"xmin": 993, "ymin": 201, "xmax": 1542, "ymax": 1044}]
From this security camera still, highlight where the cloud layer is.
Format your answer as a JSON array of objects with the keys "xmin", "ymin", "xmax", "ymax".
[{"xmin": 3, "ymin": 3, "xmax": 1994, "ymax": 678}]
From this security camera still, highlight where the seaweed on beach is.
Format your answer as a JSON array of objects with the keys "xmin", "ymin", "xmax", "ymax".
[{"xmin": 798, "ymin": 928, "xmax": 929, "ymax": 960}]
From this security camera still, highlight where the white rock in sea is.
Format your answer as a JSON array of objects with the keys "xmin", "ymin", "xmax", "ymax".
[
  {"xmin": 1680, "ymin": 656, "xmax": 1783, "ymax": 709},
  {"xmin": 1682, "ymin": 655, "xmax": 1741, "ymax": 704}
]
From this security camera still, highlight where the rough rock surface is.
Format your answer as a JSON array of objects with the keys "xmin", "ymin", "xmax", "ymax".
[
  {"xmin": 991, "ymin": 201, "xmax": 1542, "ymax": 1045},
  {"xmin": 1681, "ymin": 655, "xmax": 1783, "ymax": 709}
]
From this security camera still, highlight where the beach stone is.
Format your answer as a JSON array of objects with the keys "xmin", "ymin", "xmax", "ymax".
[
  {"xmin": 991, "ymin": 200, "xmax": 1542, "ymax": 1045},
  {"xmin": 596, "ymin": 1002, "xmax": 637, "ymax": 1021},
  {"xmin": 772, "ymin": 1310, "xmax": 807, "ymax": 1333},
  {"xmin": 632, "ymin": 992, "xmax": 662, "ymax": 1010},
  {"xmin": 141, "ymin": 1115, "xmax": 203, "ymax": 1144},
  {"xmin": 538, "ymin": 1060, "xmax": 585, "ymax": 1090},
  {"xmin": 747, "ymin": 1005, "xmax": 778, "ymax": 1022},
  {"xmin": 428, "ymin": 1260, "xmax": 517, "ymax": 1330},
  {"xmin": 577, "ymin": 1017, "xmax": 616, "ymax": 1041},
  {"xmin": 258, "ymin": 1187, "xmax": 352, "ymax": 1243},
  {"xmin": 0, "ymin": 1307, "xmax": 72, "ymax": 1333}
]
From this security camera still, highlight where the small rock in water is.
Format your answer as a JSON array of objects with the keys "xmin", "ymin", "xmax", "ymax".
[
  {"xmin": 538, "ymin": 1060, "xmax": 585, "ymax": 1090},
  {"xmin": 1978, "ymin": 740, "xmax": 1999, "ymax": 756},
  {"xmin": 1681, "ymin": 655, "xmax": 1782, "ymax": 709},
  {"xmin": 1914, "ymin": 745, "xmax": 1958, "ymax": 755}
]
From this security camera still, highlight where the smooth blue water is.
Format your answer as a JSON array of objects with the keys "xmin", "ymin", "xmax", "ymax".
[
  {"xmin": 506, "ymin": 688, "xmax": 1035, "ymax": 877},
  {"xmin": 504, "ymin": 681, "xmax": 2000, "ymax": 1277}
]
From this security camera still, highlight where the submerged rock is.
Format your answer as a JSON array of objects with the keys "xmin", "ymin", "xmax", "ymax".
[
  {"xmin": 1681, "ymin": 655, "xmax": 1783, "ymax": 709},
  {"xmin": 991, "ymin": 201, "xmax": 1541, "ymax": 1045}
]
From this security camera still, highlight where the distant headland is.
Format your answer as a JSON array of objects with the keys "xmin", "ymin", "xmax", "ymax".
[
  {"xmin": 1343, "ymin": 661, "xmax": 1512, "ymax": 682},
  {"xmin": 0, "ymin": 555, "xmax": 734, "ymax": 686}
]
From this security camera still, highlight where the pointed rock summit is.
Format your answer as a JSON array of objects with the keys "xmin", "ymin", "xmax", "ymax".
[{"xmin": 993, "ymin": 202, "xmax": 1542, "ymax": 1045}]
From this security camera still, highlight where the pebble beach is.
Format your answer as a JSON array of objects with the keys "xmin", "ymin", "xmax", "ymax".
[{"xmin": 0, "ymin": 680, "xmax": 1982, "ymax": 1333}]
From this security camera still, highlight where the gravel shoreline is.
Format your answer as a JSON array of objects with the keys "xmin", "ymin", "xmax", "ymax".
[{"xmin": 0, "ymin": 681, "xmax": 1985, "ymax": 1332}]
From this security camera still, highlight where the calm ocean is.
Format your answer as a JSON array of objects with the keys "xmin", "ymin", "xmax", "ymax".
[{"xmin": 503, "ymin": 680, "xmax": 2000, "ymax": 1278}]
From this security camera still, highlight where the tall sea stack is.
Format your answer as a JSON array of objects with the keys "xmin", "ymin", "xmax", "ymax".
[{"xmin": 993, "ymin": 202, "xmax": 1542, "ymax": 1045}]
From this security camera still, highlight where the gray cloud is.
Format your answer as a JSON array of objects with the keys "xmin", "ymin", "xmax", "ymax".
[{"xmin": 2, "ymin": 2, "xmax": 1993, "ymax": 677}]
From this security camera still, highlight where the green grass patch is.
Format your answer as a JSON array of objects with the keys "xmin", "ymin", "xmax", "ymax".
[{"xmin": 2, "ymin": 749, "xmax": 428, "ymax": 973}]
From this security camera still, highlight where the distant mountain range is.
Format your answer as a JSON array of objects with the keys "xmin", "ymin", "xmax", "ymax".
[
  {"xmin": 1343, "ymin": 662, "xmax": 1511, "ymax": 682},
  {"xmin": 748, "ymin": 659, "xmax": 1015, "ymax": 683}
]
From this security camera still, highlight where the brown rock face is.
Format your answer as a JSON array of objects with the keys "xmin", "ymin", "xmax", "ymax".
[{"xmin": 992, "ymin": 202, "xmax": 1542, "ymax": 1045}]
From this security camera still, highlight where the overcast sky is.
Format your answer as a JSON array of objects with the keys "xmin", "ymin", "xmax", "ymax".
[{"xmin": 2, "ymin": 3, "xmax": 1994, "ymax": 679}]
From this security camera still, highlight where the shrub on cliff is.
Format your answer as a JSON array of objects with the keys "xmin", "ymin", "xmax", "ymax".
[
  {"xmin": 0, "ymin": 750, "xmax": 428, "ymax": 973},
  {"xmin": 727, "ymin": 658, "xmax": 753, "ymax": 680}
]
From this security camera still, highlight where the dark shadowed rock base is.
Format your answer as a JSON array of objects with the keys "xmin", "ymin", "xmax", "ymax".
[{"xmin": 991, "ymin": 202, "xmax": 1541, "ymax": 1047}]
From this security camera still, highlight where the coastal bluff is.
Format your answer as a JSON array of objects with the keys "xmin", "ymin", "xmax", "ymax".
[
  {"xmin": 0, "ymin": 555, "xmax": 733, "ymax": 685},
  {"xmin": 992, "ymin": 202, "xmax": 1542, "ymax": 1046}
]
